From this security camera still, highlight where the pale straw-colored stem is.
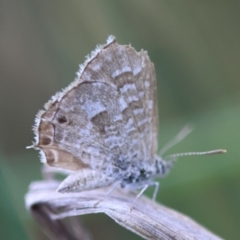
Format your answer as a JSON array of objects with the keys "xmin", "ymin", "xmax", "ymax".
[{"xmin": 25, "ymin": 180, "xmax": 224, "ymax": 240}]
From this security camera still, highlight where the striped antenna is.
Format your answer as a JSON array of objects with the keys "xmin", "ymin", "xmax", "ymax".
[{"xmin": 165, "ymin": 149, "xmax": 227, "ymax": 160}]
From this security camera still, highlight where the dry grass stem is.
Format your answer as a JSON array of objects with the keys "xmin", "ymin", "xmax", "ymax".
[{"xmin": 25, "ymin": 180, "xmax": 224, "ymax": 240}]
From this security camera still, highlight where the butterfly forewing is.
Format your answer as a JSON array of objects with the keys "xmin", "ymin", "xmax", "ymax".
[{"xmin": 35, "ymin": 37, "xmax": 158, "ymax": 173}]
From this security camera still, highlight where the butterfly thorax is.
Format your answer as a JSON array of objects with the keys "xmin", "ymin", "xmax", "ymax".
[{"xmin": 108, "ymin": 155, "xmax": 171, "ymax": 190}]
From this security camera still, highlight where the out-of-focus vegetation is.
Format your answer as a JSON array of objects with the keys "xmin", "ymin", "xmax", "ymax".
[{"xmin": 1, "ymin": 1, "xmax": 240, "ymax": 239}]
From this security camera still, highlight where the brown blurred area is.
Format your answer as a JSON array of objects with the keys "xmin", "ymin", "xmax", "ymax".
[{"xmin": 0, "ymin": 1, "xmax": 240, "ymax": 240}]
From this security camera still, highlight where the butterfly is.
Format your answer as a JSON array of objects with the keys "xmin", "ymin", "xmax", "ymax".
[{"xmin": 28, "ymin": 36, "xmax": 226, "ymax": 204}]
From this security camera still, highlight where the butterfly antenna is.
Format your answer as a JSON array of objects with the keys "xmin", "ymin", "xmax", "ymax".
[
  {"xmin": 158, "ymin": 124, "xmax": 193, "ymax": 156},
  {"xmin": 164, "ymin": 149, "xmax": 227, "ymax": 161}
]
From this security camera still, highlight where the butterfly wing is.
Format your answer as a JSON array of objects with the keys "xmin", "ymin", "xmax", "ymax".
[{"xmin": 34, "ymin": 36, "xmax": 158, "ymax": 172}]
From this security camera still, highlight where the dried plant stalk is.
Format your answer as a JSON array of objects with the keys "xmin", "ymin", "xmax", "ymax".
[{"xmin": 25, "ymin": 180, "xmax": 224, "ymax": 240}]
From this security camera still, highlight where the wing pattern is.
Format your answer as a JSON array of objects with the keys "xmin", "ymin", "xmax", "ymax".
[{"xmin": 34, "ymin": 36, "xmax": 158, "ymax": 174}]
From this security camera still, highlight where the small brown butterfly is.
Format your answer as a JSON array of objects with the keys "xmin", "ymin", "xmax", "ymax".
[{"xmin": 28, "ymin": 36, "xmax": 226, "ymax": 204}]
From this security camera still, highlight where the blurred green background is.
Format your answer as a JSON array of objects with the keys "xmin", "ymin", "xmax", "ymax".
[{"xmin": 1, "ymin": 1, "xmax": 240, "ymax": 239}]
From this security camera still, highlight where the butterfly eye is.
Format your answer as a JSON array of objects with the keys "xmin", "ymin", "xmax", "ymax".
[{"xmin": 57, "ymin": 116, "xmax": 67, "ymax": 124}]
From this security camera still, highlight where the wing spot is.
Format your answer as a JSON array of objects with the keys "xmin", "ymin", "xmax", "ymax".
[
  {"xmin": 57, "ymin": 116, "xmax": 68, "ymax": 124},
  {"xmin": 40, "ymin": 137, "xmax": 51, "ymax": 145}
]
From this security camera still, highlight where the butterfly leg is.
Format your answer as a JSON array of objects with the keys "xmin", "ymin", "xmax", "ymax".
[
  {"xmin": 94, "ymin": 181, "xmax": 121, "ymax": 207},
  {"xmin": 152, "ymin": 181, "xmax": 159, "ymax": 201},
  {"xmin": 57, "ymin": 168, "xmax": 116, "ymax": 193},
  {"xmin": 130, "ymin": 184, "xmax": 149, "ymax": 211},
  {"xmin": 130, "ymin": 181, "xmax": 159, "ymax": 211}
]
